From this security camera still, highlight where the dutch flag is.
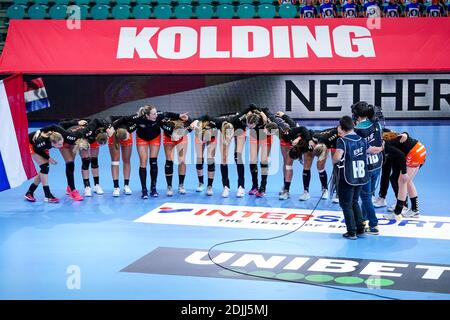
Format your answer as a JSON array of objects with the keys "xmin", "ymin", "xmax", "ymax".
[
  {"xmin": 24, "ymin": 77, "xmax": 50, "ymax": 113},
  {"xmin": 0, "ymin": 74, "xmax": 37, "ymax": 192}
]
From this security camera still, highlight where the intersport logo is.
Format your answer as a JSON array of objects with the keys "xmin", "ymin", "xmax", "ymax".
[
  {"xmin": 117, "ymin": 25, "xmax": 375, "ymax": 59},
  {"xmin": 135, "ymin": 203, "xmax": 450, "ymax": 240}
]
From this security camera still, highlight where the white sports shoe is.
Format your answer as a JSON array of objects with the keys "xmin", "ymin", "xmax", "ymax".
[
  {"xmin": 299, "ymin": 191, "xmax": 311, "ymax": 201},
  {"xmin": 321, "ymin": 189, "xmax": 329, "ymax": 200},
  {"xmin": 196, "ymin": 183, "xmax": 204, "ymax": 192},
  {"xmin": 373, "ymin": 197, "xmax": 387, "ymax": 208},
  {"xmin": 123, "ymin": 185, "xmax": 132, "ymax": 195},
  {"xmin": 222, "ymin": 186, "xmax": 230, "ymax": 198},
  {"xmin": 402, "ymin": 208, "xmax": 420, "ymax": 218},
  {"xmin": 206, "ymin": 186, "xmax": 213, "ymax": 196},
  {"xmin": 279, "ymin": 190, "xmax": 290, "ymax": 200},
  {"xmin": 332, "ymin": 194, "xmax": 339, "ymax": 203},
  {"xmin": 388, "ymin": 205, "xmax": 409, "ymax": 213},
  {"xmin": 93, "ymin": 184, "xmax": 104, "ymax": 195},
  {"xmin": 236, "ymin": 186, "xmax": 245, "ymax": 198},
  {"xmin": 84, "ymin": 186, "xmax": 92, "ymax": 197},
  {"xmin": 166, "ymin": 186, "xmax": 173, "ymax": 197},
  {"xmin": 178, "ymin": 184, "xmax": 186, "ymax": 194},
  {"xmin": 383, "ymin": 212, "xmax": 402, "ymax": 221},
  {"xmin": 112, "ymin": 187, "xmax": 120, "ymax": 197}
]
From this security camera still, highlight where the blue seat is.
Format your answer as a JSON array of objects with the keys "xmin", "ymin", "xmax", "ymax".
[
  {"xmin": 133, "ymin": 4, "xmax": 151, "ymax": 18},
  {"xmin": 215, "ymin": 4, "xmax": 235, "ymax": 18},
  {"xmin": 7, "ymin": 4, "xmax": 26, "ymax": 19},
  {"xmin": 236, "ymin": 3, "xmax": 255, "ymax": 17},
  {"xmin": 28, "ymin": 4, "xmax": 48, "ymax": 19},
  {"xmin": 153, "ymin": 4, "xmax": 172, "ymax": 18},
  {"xmin": 174, "ymin": 4, "xmax": 193, "ymax": 18},
  {"xmin": 112, "ymin": 4, "xmax": 131, "ymax": 18},
  {"xmin": 257, "ymin": 3, "xmax": 275, "ymax": 17},
  {"xmin": 49, "ymin": 4, "xmax": 68, "ymax": 19},
  {"xmin": 278, "ymin": 3, "xmax": 297, "ymax": 18},
  {"xmin": 90, "ymin": 4, "xmax": 110, "ymax": 19},
  {"xmin": 195, "ymin": 4, "xmax": 214, "ymax": 18}
]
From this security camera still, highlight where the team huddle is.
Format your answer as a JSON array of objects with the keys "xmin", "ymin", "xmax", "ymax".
[{"xmin": 25, "ymin": 102, "xmax": 426, "ymax": 239}]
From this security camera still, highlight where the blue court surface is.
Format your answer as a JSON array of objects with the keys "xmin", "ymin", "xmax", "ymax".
[{"xmin": 0, "ymin": 120, "xmax": 449, "ymax": 300}]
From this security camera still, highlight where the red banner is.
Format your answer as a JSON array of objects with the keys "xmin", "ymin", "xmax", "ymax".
[{"xmin": 1, "ymin": 18, "xmax": 449, "ymax": 74}]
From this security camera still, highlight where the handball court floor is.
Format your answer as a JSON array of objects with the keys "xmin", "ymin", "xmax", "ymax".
[{"xmin": 0, "ymin": 120, "xmax": 449, "ymax": 300}]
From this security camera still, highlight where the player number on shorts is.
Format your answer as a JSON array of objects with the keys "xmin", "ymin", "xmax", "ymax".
[
  {"xmin": 352, "ymin": 160, "xmax": 366, "ymax": 178},
  {"xmin": 367, "ymin": 154, "xmax": 379, "ymax": 165}
]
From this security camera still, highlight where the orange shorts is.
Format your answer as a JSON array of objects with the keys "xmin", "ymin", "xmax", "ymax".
[
  {"xmin": 136, "ymin": 135, "xmax": 160, "ymax": 146},
  {"xmin": 29, "ymin": 143, "xmax": 49, "ymax": 156},
  {"xmin": 280, "ymin": 139, "xmax": 292, "ymax": 148},
  {"xmin": 90, "ymin": 141, "xmax": 101, "ymax": 149},
  {"xmin": 109, "ymin": 134, "xmax": 133, "ymax": 147},
  {"xmin": 250, "ymin": 134, "xmax": 272, "ymax": 145},
  {"xmin": 163, "ymin": 134, "xmax": 188, "ymax": 146},
  {"xmin": 195, "ymin": 136, "xmax": 216, "ymax": 145},
  {"xmin": 406, "ymin": 142, "xmax": 426, "ymax": 167}
]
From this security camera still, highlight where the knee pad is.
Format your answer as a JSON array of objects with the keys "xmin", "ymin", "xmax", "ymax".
[
  {"xmin": 111, "ymin": 161, "xmax": 120, "ymax": 166},
  {"xmin": 196, "ymin": 159, "xmax": 204, "ymax": 171},
  {"xmin": 165, "ymin": 160, "xmax": 174, "ymax": 175},
  {"xmin": 207, "ymin": 162, "xmax": 215, "ymax": 172},
  {"xmin": 149, "ymin": 157, "xmax": 158, "ymax": 166},
  {"xmin": 81, "ymin": 157, "xmax": 91, "ymax": 170},
  {"xmin": 90, "ymin": 157, "xmax": 99, "ymax": 169},
  {"xmin": 66, "ymin": 161, "xmax": 75, "ymax": 172},
  {"xmin": 285, "ymin": 165, "xmax": 293, "ymax": 171},
  {"xmin": 40, "ymin": 163, "xmax": 49, "ymax": 174}
]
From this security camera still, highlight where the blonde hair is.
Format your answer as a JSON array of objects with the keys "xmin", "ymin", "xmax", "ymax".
[
  {"xmin": 113, "ymin": 128, "xmax": 128, "ymax": 150},
  {"xmin": 221, "ymin": 122, "xmax": 234, "ymax": 142},
  {"xmin": 137, "ymin": 105, "xmax": 156, "ymax": 117},
  {"xmin": 95, "ymin": 132, "xmax": 108, "ymax": 145},
  {"xmin": 313, "ymin": 143, "xmax": 328, "ymax": 161},
  {"xmin": 73, "ymin": 138, "xmax": 90, "ymax": 154},
  {"xmin": 48, "ymin": 132, "xmax": 63, "ymax": 144}
]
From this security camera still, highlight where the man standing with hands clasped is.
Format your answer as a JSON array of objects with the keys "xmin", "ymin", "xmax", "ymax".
[{"xmin": 332, "ymin": 116, "xmax": 383, "ymax": 240}]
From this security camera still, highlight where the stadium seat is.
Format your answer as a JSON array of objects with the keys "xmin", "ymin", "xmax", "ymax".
[
  {"xmin": 7, "ymin": 4, "xmax": 26, "ymax": 19},
  {"xmin": 73, "ymin": 0, "xmax": 90, "ymax": 5},
  {"xmin": 132, "ymin": 4, "xmax": 151, "ymax": 18},
  {"xmin": 278, "ymin": 3, "xmax": 297, "ymax": 18},
  {"xmin": 33, "ymin": 0, "xmax": 49, "ymax": 4},
  {"xmin": 90, "ymin": 4, "xmax": 110, "ymax": 19},
  {"xmin": 154, "ymin": 0, "xmax": 172, "ymax": 4},
  {"xmin": 95, "ymin": 0, "xmax": 111, "ymax": 5},
  {"xmin": 53, "ymin": 0, "xmax": 70, "ymax": 5},
  {"xmin": 153, "ymin": 4, "xmax": 172, "ymax": 18},
  {"xmin": 13, "ymin": 0, "xmax": 28, "ymax": 5},
  {"xmin": 174, "ymin": 4, "xmax": 193, "ymax": 18},
  {"xmin": 237, "ymin": 0, "xmax": 254, "ymax": 4},
  {"xmin": 216, "ymin": 4, "xmax": 235, "ymax": 18},
  {"xmin": 116, "ymin": 0, "xmax": 132, "ymax": 4},
  {"xmin": 195, "ymin": 4, "xmax": 214, "ymax": 18},
  {"xmin": 197, "ymin": 0, "xmax": 218, "ymax": 4},
  {"xmin": 177, "ymin": 0, "xmax": 193, "ymax": 4},
  {"xmin": 112, "ymin": 4, "xmax": 131, "ymax": 18},
  {"xmin": 67, "ymin": 4, "xmax": 89, "ymax": 19},
  {"xmin": 236, "ymin": 3, "xmax": 255, "ymax": 17},
  {"xmin": 28, "ymin": 4, "xmax": 48, "ymax": 19},
  {"xmin": 257, "ymin": 3, "xmax": 276, "ymax": 17},
  {"xmin": 49, "ymin": 4, "xmax": 68, "ymax": 19}
]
